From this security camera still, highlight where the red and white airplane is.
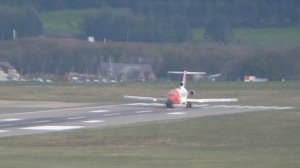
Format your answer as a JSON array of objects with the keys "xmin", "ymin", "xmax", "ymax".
[{"xmin": 124, "ymin": 71, "xmax": 238, "ymax": 108}]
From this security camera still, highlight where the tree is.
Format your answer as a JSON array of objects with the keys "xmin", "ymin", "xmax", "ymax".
[
  {"xmin": 0, "ymin": 6, "xmax": 43, "ymax": 40},
  {"xmin": 204, "ymin": 17, "xmax": 233, "ymax": 43},
  {"xmin": 81, "ymin": 11, "xmax": 191, "ymax": 42}
]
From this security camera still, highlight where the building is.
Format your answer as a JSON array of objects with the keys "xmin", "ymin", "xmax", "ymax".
[
  {"xmin": 101, "ymin": 63, "xmax": 156, "ymax": 82},
  {"xmin": 66, "ymin": 72, "xmax": 98, "ymax": 83},
  {"xmin": 0, "ymin": 67, "xmax": 8, "ymax": 81},
  {"xmin": 244, "ymin": 75, "xmax": 268, "ymax": 82},
  {"xmin": 0, "ymin": 62, "xmax": 21, "ymax": 81}
]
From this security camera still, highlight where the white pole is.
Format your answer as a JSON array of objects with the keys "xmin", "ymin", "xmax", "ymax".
[{"xmin": 13, "ymin": 29, "xmax": 17, "ymax": 40}]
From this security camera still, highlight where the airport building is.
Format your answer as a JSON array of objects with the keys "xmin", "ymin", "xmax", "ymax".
[
  {"xmin": 0, "ymin": 62, "xmax": 21, "ymax": 81},
  {"xmin": 101, "ymin": 63, "xmax": 156, "ymax": 82}
]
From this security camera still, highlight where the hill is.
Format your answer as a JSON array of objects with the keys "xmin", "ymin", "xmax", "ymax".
[
  {"xmin": 39, "ymin": 8, "xmax": 130, "ymax": 37},
  {"xmin": 38, "ymin": 9, "xmax": 300, "ymax": 48}
]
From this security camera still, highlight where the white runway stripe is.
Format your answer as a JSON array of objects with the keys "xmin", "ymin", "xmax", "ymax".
[
  {"xmin": 83, "ymin": 120, "xmax": 104, "ymax": 123},
  {"xmin": 167, "ymin": 112, "xmax": 186, "ymax": 115},
  {"xmin": 90, "ymin": 110, "xmax": 110, "ymax": 113},
  {"xmin": 127, "ymin": 103, "xmax": 162, "ymax": 107},
  {"xmin": 0, "ymin": 118, "xmax": 22, "ymax": 122},
  {"xmin": 103, "ymin": 113, "xmax": 120, "ymax": 117},
  {"xmin": 193, "ymin": 104, "xmax": 209, "ymax": 107},
  {"xmin": 208, "ymin": 105, "xmax": 294, "ymax": 110},
  {"xmin": 0, "ymin": 104, "xmax": 128, "ymax": 117},
  {"xmin": 21, "ymin": 126, "xmax": 84, "ymax": 131},
  {"xmin": 271, "ymin": 106, "xmax": 294, "ymax": 110},
  {"xmin": 68, "ymin": 116, "xmax": 86, "ymax": 120},
  {"xmin": 0, "ymin": 130, "xmax": 9, "ymax": 133}
]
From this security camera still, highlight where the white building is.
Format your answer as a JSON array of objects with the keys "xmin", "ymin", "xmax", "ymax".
[
  {"xmin": 101, "ymin": 63, "xmax": 156, "ymax": 82},
  {"xmin": 0, "ymin": 62, "xmax": 21, "ymax": 81}
]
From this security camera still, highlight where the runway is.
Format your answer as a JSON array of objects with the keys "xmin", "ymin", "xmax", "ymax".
[{"xmin": 0, "ymin": 101, "xmax": 294, "ymax": 137}]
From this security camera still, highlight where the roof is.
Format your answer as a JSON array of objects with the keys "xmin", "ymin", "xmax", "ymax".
[
  {"xmin": 101, "ymin": 63, "xmax": 153, "ymax": 74},
  {"xmin": 0, "ymin": 62, "xmax": 15, "ymax": 69}
]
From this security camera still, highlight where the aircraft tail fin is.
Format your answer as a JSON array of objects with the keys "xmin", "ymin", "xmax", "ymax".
[{"xmin": 182, "ymin": 70, "xmax": 187, "ymax": 87}]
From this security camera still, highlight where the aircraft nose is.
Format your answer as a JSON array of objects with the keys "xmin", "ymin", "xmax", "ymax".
[{"xmin": 167, "ymin": 90, "xmax": 180, "ymax": 104}]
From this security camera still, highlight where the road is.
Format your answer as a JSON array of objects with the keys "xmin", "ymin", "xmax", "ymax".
[{"xmin": 0, "ymin": 101, "xmax": 293, "ymax": 137}]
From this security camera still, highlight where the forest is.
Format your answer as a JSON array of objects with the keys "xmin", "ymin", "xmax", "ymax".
[
  {"xmin": 1, "ymin": 0, "xmax": 300, "ymax": 42},
  {"xmin": 0, "ymin": 38, "xmax": 299, "ymax": 80},
  {"xmin": 0, "ymin": 0, "xmax": 299, "ymax": 80}
]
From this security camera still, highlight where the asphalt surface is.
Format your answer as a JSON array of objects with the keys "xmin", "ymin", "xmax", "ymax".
[{"xmin": 0, "ymin": 101, "xmax": 294, "ymax": 137}]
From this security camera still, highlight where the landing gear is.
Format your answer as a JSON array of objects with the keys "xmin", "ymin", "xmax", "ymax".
[
  {"xmin": 186, "ymin": 101, "xmax": 192, "ymax": 108},
  {"xmin": 165, "ymin": 102, "xmax": 173, "ymax": 108}
]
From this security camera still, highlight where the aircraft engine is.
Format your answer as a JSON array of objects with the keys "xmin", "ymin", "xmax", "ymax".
[{"xmin": 189, "ymin": 90, "xmax": 195, "ymax": 96}]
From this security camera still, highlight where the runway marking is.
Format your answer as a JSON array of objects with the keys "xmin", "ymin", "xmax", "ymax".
[
  {"xmin": 136, "ymin": 110, "xmax": 153, "ymax": 114},
  {"xmin": 0, "ymin": 118, "xmax": 22, "ymax": 122},
  {"xmin": 0, "ymin": 103, "xmax": 294, "ymax": 119},
  {"xmin": 271, "ymin": 106, "xmax": 294, "ymax": 110},
  {"xmin": 193, "ymin": 104, "xmax": 209, "ymax": 107},
  {"xmin": 126, "ymin": 103, "xmax": 162, "ymax": 107},
  {"xmin": 167, "ymin": 112, "xmax": 186, "ymax": 115},
  {"xmin": 83, "ymin": 120, "xmax": 104, "ymax": 123},
  {"xmin": 207, "ymin": 105, "xmax": 294, "ymax": 110},
  {"xmin": 90, "ymin": 110, "xmax": 110, "ymax": 113},
  {"xmin": 29, "ymin": 120, "xmax": 50, "ymax": 124},
  {"xmin": 0, "ymin": 130, "xmax": 9, "ymax": 133},
  {"xmin": 0, "ymin": 104, "xmax": 130, "ymax": 117},
  {"xmin": 103, "ymin": 113, "xmax": 121, "ymax": 117},
  {"xmin": 68, "ymin": 116, "xmax": 86, "ymax": 120},
  {"xmin": 21, "ymin": 126, "xmax": 84, "ymax": 131}
]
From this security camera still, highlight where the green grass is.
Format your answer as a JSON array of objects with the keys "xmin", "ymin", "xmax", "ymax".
[
  {"xmin": 191, "ymin": 28, "xmax": 206, "ymax": 42},
  {"xmin": 39, "ymin": 8, "xmax": 130, "ymax": 36},
  {"xmin": 192, "ymin": 27, "xmax": 300, "ymax": 49},
  {"xmin": 235, "ymin": 27, "xmax": 300, "ymax": 48},
  {"xmin": 0, "ymin": 110, "xmax": 299, "ymax": 168},
  {"xmin": 39, "ymin": 8, "xmax": 300, "ymax": 48},
  {"xmin": 0, "ymin": 82, "xmax": 299, "ymax": 167},
  {"xmin": 0, "ymin": 81, "xmax": 299, "ymax": 107}
]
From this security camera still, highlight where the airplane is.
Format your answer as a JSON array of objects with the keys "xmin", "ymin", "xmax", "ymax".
[
  {"xmin": 124, "ymin": 71, "xmax": 238, "ymax": 108},
  {"xmin": 192, "ymin": 73, "xmax": 222, "ymax": 82}
]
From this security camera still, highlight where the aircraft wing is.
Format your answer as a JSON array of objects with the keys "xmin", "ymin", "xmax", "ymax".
[
  {"xmin": 124, "ymin": 95, "xmax": 166, "ymax": 103},
  {"xmin": 168, "ymin": 71, "xmax": 206, "ymax": 75},
  {"xmin": 187, "ymin": 98, "xmax": 238, "ymax": 103}
]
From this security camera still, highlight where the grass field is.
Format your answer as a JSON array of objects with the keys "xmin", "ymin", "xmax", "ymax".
[
  {"xmin": 0, "ymin": 82, "xmax": 299, "ymax": 168},
  {"xmin": 192, "ymin": 27, "xmax": 300, "ymax": 49},
  {"xmin": 39, "ymin": 8, "xmax": 130, "ymax": 36},
  {"xmin": 0, "ymin": 81, "xmax": 299, "ymax": 106},
  {"xmin": 235, "ymin": 28, "xmax": 300, "ymax": 48},
  {"xmin": 39, "ymin": 9, "xmax": 300, "ymax": 48},
  {"xmin": 0, "ymin": 110, "xmax": 299, "ymax": 167}
]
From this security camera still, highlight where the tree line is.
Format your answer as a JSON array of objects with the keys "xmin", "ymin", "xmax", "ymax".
[
  {"xmin": 0, "ymin": 0, "xmax": 300, "ymax": 42},
  {"xmin": 0, "ymin": 5, "xmax": 42, "ymax": 40},
  {"xmin": 1, "ymin": 38, "xmax": 299, "ymax": 80},
  {"xmin": 81, "ymin": 11, "xmax": 191, "ymax": 42},
  {"xmin": 0, "ymin": 1, "xmax": 299, "ymax": 80},
  {"xmin": 3, "ymin": 0, "xmax": 299, "ymax": 28}
]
